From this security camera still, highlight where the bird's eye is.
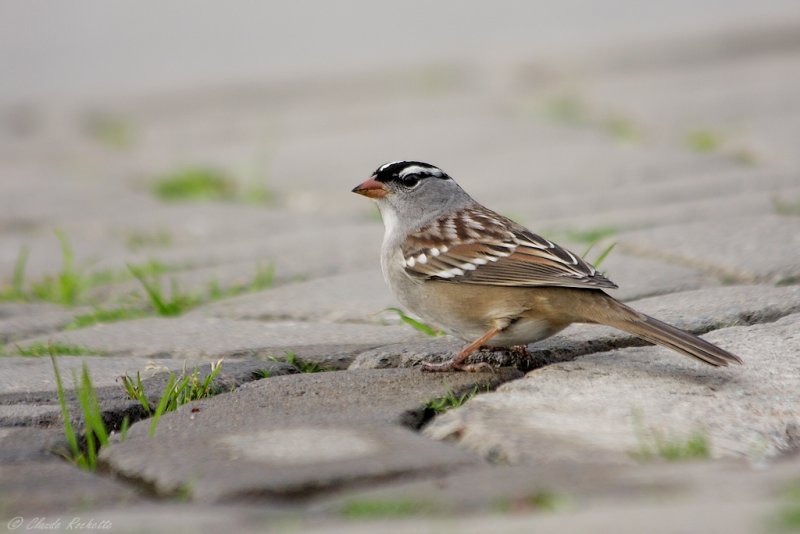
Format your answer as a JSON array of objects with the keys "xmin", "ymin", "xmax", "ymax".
[{"xmin": 400, "ymin": 174, "xmax": 420, "ymax": 188}]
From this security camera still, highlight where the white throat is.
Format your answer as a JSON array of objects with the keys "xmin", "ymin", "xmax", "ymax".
[{"xmin": 378, "ymin": 204, "xmax": 400, "ymax": 243}]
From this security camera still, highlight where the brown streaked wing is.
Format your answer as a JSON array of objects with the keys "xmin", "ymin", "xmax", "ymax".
[{"xmin": 401, "ymin": 206, "xmax": 617, "ymax": 289}]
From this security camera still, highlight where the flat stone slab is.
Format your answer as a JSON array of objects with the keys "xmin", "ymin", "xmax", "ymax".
[
  {"xmin": 0, "ymin": 428, "xmax": 140, "ymax": 516},
  {"xmin": 591, "ymin": 252, "xmax": 719, "ymax": 302},
  {"xmin": 88, "ymin": 222, "xmax": 383, "ymax": 285},
  {"xmin": 11, "ymin": 317, "xmax": 425, "ymax": 368},
  {"xmin": 0, "ymin": 302, "xmax": 84, "ymax": 344},
  {"xmin": 314, "ymin": 453, "xmax": 800, "ymax": 525},
  {"xmin": 100, "ymin": 368, "xmax": 520, "ymax": 502},
  {"xmin": 190, "ymin": 270, "xmax": 397, "ymax": 323},
  {"xmin": 615, "ymin": 215, "xmax": 800, "ymax": 284},
  {"xmin": 0, "ymin": 356, "xmax": 183, "ymax": 396},
  {"xmin": 424, "ymin": 312, "xmax": 800, "ymax": 463},
  {"xmin": 0, "ymin": 460, "xmax": 141, "ymax": 517},
  {"xmin": 351, "ymin": 285, "xmax": 800, "ymax": 369},
  {"xmin": 55, "ymin": 455, "xmax": 800, "ymax": 533}
]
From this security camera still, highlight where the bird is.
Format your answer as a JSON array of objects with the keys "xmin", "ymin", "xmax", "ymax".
[{"xmin": 352, "ymin": 160, "xmax": 744, "ymax": 372}]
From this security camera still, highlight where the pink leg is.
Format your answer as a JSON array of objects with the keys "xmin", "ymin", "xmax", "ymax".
[{"xmin": 421, "ymin": 327, "xmax": 502, "ymax": 372}]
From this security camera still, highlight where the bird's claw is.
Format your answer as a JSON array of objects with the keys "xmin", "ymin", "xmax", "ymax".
[{"xmin": 420, "ymin": 360, "xmax": 495, "ymax": 373}]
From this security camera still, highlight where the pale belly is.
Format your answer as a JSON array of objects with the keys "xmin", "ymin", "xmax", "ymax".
[{"xmin": 383, "ymin": 254, "xmax": 568, "ymax": 347}]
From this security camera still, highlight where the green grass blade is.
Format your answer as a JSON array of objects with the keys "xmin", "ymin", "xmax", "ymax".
[
  {"xmin": 129, "ymin": 264, "xmax": 167, "ymax": 314},
  {"xmin": 384, "ymin": 307, "xmax": 442, "ymax": 336},
  {"xmin": 49, "ymin": 353, "xmax": 82, "ymax": 466},
  {"xmin": 55, "ymin": 230, "xmax": 80, "ymax": 305},
  {"xmin": 81, "ymin": 362, "xmax": 109, "ymax": 447},
  {"xmin": 592, "ymin": 242, "xmax": 617, "ymax": 269},
  {"xmin": 9, "ymin": 246, "xmax": 29, "ymax": 298},
  {"xmin": 149, "ymin": 373, "xmax": 177, "ymax": 437},
  {"xmin": 119, "ymin": 415, "xmax": 130, "ymax": 442}
]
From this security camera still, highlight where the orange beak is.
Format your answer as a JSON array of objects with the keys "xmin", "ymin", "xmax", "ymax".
[{"xmin": 351, "ymin": 177, "xmax": 388, "ymax": 199}]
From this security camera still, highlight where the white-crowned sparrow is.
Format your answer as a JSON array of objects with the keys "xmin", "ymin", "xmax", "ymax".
[{"xmin": 352, "ymin": 160, "xmax": 744, "ymax": 372}]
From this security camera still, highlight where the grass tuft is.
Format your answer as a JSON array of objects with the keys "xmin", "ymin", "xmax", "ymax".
[
  {"xmin": 66, "ymin": 307, "xmax": 149, "ymax": 330},
  {"xmin": 565, "ymin": 227, "xmax": 617, "ymax": 270},
  {"xmin": 542, "ymin": 95, "xmax": 588, "ymax": 124},
  {"xmin": 29, "ymin": 231, "xmax": 85, "ymax": 305},
  {"xmin": 773, "ymin": 195, "xmax": 800, "ymax": 216},
  {"xmin": 686, "ymin": 129, "xmax": 722, "ymax": 152},
  {"xmin": 253, "ymin": 368, "xmax": 272, "ymax": 379},
  {"xmin": 153, "ymin": 167, "xmax": 237, "ymax": 202},
  {"xmin": 0, "ymin": 232, "xmax": 118, "ymax": 306},
  {"xmin": 540, "ymin": 95, "xmax": 641, "ymax": 142},
  {"xmin": 128, "ymin": 264, "xmax": 200, "ymax": 316},
  {"xmin": 632, "ymin": 411, "xmax": 711, "ymax": 461},
  {"xmin": 208, "ymin": 263, "xmax": 275, "ymax": 300},
  {"xmin": 0, "ymin": 246, "xmax": 29, "ymax": 301},
  {"xmin": 589, "ymin": 242, "xmax": 617, "ymax": 269},
  {"xmin": 426, "ymin": 386, "xmax": 482, "ymax": 414},
  {"xmin": 152, "ymin": 167, "xmax": 274, "ymax": 204},
  {"xmin": 601, "ymin": 115, "xmax": 641, "ymax": 141},
  {"xmin": 84, "ymin": 113, "xmax": 135, "ymax": 149},
  {"xmin": 340, "ymin": 498, "xmax": 435, "ymax": 519},
  {"xmin": 565, "ymin": 227, "xmax": 618, "ymax": 245},
  {"xmin": 50, "ymin": 354, "xmax": 122, "ymax": 470},
  {"xmin": 120, "ymin": 359, "xmax": 224, "ymax": 436},
  {"xmin": 15, "ymin": 341, "xmax": 106, "ymax": 357},
  {"xmin": 277, "ymin": 352, "xmax": 329, "ymax": 373}
]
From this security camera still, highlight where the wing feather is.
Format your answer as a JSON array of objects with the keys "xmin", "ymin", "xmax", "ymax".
[{"xmin": 401, "ymin": 205, "xmax": 617, "ymax": 290}]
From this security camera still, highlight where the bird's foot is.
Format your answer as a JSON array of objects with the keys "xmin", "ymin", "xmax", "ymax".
[
  {"xmin": 420, "ymin": 359, "xmax": 494, "ymax": 373},
  {"xmin": 510, "ymin": 344, "xmax": 532, "ymax": 357}
]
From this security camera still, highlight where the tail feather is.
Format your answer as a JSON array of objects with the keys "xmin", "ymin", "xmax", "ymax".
[
  {"xmin": 579, "ymin": 292, "xmax": 744, "ymax": 367},
  {"xmin": 619, "ymin": 314, "xmax": 743, "ymax": 367}
]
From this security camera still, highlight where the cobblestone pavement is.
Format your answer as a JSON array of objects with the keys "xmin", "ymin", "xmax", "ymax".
[{"xmin": 2, "ymin": 3, "xmax": 800, "ymax": 532}]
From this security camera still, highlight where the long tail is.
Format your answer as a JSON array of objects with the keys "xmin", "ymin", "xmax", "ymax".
[{"xmin": 572, "ymin": 291, "xmax": 744, "ymax": 367}]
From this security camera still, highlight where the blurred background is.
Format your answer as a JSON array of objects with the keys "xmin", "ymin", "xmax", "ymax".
[{"xmin": 2, "ymin": 0, "xmax": 800, "ymax": 311}]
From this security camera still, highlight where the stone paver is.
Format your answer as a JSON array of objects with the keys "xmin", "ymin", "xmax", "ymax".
[
  {"xmin": 615, "ymin": 215, "xmax": 800, "ymax": 284},
  {"xmin": 424, "ymin": 313, "xmax": 800, "ymax": 463},
  {"xmin": 11, "ymin": 317, "xmax": 425, "ymax": 368},
  {"xmin": 0, "ymin": 428, "xmax": 141, "ymax": 516},
  {"xmin": 189, "ymin": 270, "xmax": 397, "ymax": 324},
  {"xmin": 0, "ymin": 302, "xmax": 83, "ymax": 344},
  {"xmin": 100, "ymin": 369, "xmax": 519, "ymax": 502}
]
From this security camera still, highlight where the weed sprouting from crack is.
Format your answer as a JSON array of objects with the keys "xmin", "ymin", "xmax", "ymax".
[
  {"xmin": 425, "ymin": 385, "xmax": 486, "ymax": 416},
  {"xmin": 631, "ymin": 410, "xmax": 711, "ymax": 461},
  {"xmin": 120, "ymin": 359, "xmax": 225, "ymax": 437},
  {"xmin": 152, "ymin": 166, "xmax": 274, "ymax": 204},
  {"xmin": 773, "ymin": 195, "xmax": 800, "ymax": 217},
  {"xmin": 50, "ymin": 352, "xmax": 128, "ymax": 470},
  {"xmin": 128, "ymin": 263, "xmax": 201, "ymax": 316},
  {"xmin": 340, "ymin": 497, "xmax": 437, "ymax": 519},
  {"xmin": 685, "ymin": 129, "xmax": 722, "ymax": 153},
  {"xmin": 268, "ymin": 351, "xmax": 330, "ymax": 373},
  {"xmin": 14, "ymin": 341, "xmax": 107, "ymax": 357}
]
